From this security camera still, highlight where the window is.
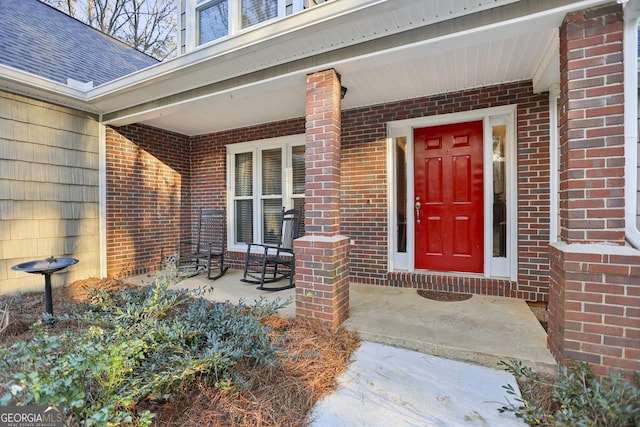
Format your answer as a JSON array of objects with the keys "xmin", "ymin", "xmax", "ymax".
[
  {"xmin": 241, "ymin": 0, "xmax": 278, "ymax": 29},
  {"xmin": 227, "ymin": 135, "xmax": 305, "ymax": 249},
  {"xmin": 492, "ymin": 125, "xmax": 506, "ymax": 258},
  {"xmin": 395, "ymin": 136, "xmax": 407, "ymax": 253},
  {"xmin": 191, "ymin": 0, "xmax": 329, "ymax": 47},
  {"xmin": 198, "ymin": 0, "xmax": 229, "ymax": 44}
]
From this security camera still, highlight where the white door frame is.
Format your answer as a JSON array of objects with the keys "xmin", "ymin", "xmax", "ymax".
[{"xmin": 387, "ymin": 105, "xmax": 517, "ymax": 280}]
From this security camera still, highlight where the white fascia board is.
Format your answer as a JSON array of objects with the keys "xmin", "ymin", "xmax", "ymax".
[{"xmin": 0, "ymin": 64, "xmax": 99, "ymax": 112}]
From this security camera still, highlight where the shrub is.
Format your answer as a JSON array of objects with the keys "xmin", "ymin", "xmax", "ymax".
[
  {"xmin": 499, "ymin": 360, "xmax": 640, "ymax": 427},
  {"xmin": 0, "ymin": 274, "xmax": 288, "ymax": 426}
]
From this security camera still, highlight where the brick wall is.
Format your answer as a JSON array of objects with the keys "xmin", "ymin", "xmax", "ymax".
[
  {"xmin": 106, "ymin": 124, "xmax": 190, "ymax": 277},
  {"xmin": 107, "ymin": 81, "xmax": 550, "ymax": 301},
  {"xmin": 341, "ymin": 81, "xmax": 551, "ymax": 300}
]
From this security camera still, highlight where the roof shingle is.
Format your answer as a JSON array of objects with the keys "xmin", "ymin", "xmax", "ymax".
[{"xmin": 0, "ymin": 0, "xmax": 159, "ymax": 87}]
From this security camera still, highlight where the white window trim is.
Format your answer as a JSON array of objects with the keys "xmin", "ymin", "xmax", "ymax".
[
  {"xmin": 386, "ymin": 105, "xmax": 518, "ymax": 281},
  {"xmin": 185, "ymin": 0, "xmax": 303, "ymax": 50},
  {"xmin": 226, "ymin": 134, "xmax": 305, "ymax": 253}
]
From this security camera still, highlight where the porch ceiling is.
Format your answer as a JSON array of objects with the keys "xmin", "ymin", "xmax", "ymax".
[
  {"xmin": 105, "ymin": 29, "xmax": 559, "ymax": 135},
  {"xmin": 105, "ymin": 26, "xmax": 560, "ymax": 136}
]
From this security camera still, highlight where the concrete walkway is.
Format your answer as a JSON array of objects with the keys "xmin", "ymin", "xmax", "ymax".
[{"xmin": 310, "ymin": 341, "xmax": 526, "ymax": 426}]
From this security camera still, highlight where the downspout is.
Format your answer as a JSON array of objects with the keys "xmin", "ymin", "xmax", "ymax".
[{"xmin": 623, "ymin": 4, "xmax": 640, "ymax": 248}]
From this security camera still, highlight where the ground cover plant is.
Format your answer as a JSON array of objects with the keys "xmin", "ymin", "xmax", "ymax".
[
  {"xmin": 0, "ymin": 273, "xmax": 359, "ymax": 426},
  {"xmin": 499, "ymin": 360, "xmax": 640, "ymax": 427}
]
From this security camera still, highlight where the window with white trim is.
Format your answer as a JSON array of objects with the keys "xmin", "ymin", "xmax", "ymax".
[
  {"xmin": 191, "ymin": 0, "xmax": 329, "ymax": 47},
  {"xmin": 227, "ymin": 135, "xmax": 305, "ymax": 250}
]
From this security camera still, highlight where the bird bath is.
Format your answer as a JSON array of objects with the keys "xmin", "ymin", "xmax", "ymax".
[{"xmin": 11, "ymin": 257, "xmax": 79, "ymax": 323}]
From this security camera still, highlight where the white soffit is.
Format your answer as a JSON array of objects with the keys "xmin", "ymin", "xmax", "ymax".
[
  {"xmin": 107, "ymin": 0, "xmax": 567, "ymax": 135},
  {"xmin": 123, "ymin": 26, "xmax": 559, "ymax": 136}
]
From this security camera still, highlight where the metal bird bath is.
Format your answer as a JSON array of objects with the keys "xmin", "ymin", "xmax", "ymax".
[{"xmin": 12, "ymin": 257, "xmax": 78, "ymax": 322}]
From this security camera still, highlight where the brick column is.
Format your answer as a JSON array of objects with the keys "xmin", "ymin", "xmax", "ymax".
[
  {"xmin": 558, "ymin": 3, "xmax": 625, "ymax": 245},
  {"xmin": 295, "ymin": 69, "xmax": 350, "ymax": 329},
  {"xmin": 549, "ymin": 4, "xmax": 640, "ymax": 376}
]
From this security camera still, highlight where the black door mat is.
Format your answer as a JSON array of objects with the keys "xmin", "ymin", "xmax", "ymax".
[{"xmin": 417, "ymin": 289, "xmax": 472, "ymax": 302}]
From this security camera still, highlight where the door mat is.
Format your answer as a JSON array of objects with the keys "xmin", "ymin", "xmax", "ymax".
[{"xmin": 417, "ymin": 289, "xmax": 472, "ymax": 302}]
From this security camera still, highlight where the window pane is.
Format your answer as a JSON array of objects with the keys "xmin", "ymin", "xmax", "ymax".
[
  {"xmin": 293, "ymin": 197, "xmax": 305, "ymax": 237},
  {"xmin": 262, "ymin": 148, "xmax": 282, "ymax": 195},
  {"xmin": 235, "ymin": 152, "xmax": 253, "ymax": 197},
  {"xmin": 395, "ymin": 137, "xmax": 407, "ymax": 253},
  {"xmin": 492, "ymin": 125, "xmax": 507, "ymax": 258},
  {"xmin": 235, "ymin": 200, "xmax": 253, "ymax": 244},
  {"xmin": 292, "ymin": 145, "xmax": 305, "ymax": 195},
  {"xmin": 241, "ymin": 0, "xmax": 277, "ymax": 28},
  {"xmin": 199, "ymin": 0, "xmax": 229, "ymax": 44},
  {"xmin": 263, "ymin": 199, "xmax": 282, "ymax": 244}
]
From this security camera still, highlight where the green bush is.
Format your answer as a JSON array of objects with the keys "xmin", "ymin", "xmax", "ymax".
[
  {"xmin": 0, "ymin": 275, "xmax": 288, "ymax": 426},
  {"xmin": 499, "ymin": 360, "xmax": 640, "ymax": 427}
]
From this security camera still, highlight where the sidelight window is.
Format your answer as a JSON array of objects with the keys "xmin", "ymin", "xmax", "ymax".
[{"xmin": 492, "ymin": 125, "xmax": 507, "ymax": 258}]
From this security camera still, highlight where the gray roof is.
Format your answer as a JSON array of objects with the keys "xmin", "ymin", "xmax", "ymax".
[{"xmin": 0, "ymin": 0, "xmax": 159, "ymax": 87}]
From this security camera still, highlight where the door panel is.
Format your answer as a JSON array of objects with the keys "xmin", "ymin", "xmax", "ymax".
[
  {"xmin": 426, "ymin": 157, "xmax": 443, "ymax": 203},
  {"xmin": 414, "ymin": 121, "xmax": 483, "ymax": 273},
  {"xmin": 426, "ymin": 216, "xmax": 442, "ymax": 255},
  {"xmin": 452, "ymin": 154, "xmax": 471, "ymax": 202},
  {"xmin": 453, "ymin": 216, "xmax": 471, "ymax": 255}
]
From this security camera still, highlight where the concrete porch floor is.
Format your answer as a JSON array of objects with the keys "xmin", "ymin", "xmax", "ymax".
[{"xmin": 129, "ymin": 268, "xmax": 557, "ymax": 374}]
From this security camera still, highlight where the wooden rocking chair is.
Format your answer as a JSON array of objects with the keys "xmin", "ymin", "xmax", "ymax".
[
  {"xmin": 241, "ymin": 207, "xmax": 301, "ymax": 291},
  {"xmin": 177, "ymin": 208, "xmax": 229, "ymax": 280}
]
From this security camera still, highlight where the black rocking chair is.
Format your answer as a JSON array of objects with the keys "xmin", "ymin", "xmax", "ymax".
[
  {"xmin": 177, "ymin": 208, "xmax": 229, "ymax": 280},
  {"xmin": 241, "ymin": 207, "xmax": 301, "ymax": 291}
]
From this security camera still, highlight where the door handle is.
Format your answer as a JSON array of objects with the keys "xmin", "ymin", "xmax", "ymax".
[{"xmin": 415, "ymin": 196, "xmax": 421, "ymax": 224}]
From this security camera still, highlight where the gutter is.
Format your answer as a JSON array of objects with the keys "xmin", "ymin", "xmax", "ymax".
[
  {"xmin": 623, "ymin": 1, "xmax": 640, "ymax": 248},
  {"xmin": 0, "ymin": 64, "xmax": 100, "ymax": 114}
]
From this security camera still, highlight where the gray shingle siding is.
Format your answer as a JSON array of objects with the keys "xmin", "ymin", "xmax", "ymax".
[{"xmin": 0, "ymin": 0, "xmax": 159, "ymax": 87}]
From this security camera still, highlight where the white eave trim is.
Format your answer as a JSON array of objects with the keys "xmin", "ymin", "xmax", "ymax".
[{"xmin": 0, "ymin": 64, "xmax": 99, "ymax": 113}]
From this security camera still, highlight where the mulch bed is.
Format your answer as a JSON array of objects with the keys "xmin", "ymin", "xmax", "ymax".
[{"xmin": 0, "ymin": 278, "xmax": 360, "ymax": 426}]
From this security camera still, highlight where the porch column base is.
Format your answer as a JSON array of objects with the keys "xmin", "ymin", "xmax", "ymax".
[
  {"xmin": 294, "ymin": 235, "xmax": 350, "ymax": 330},
  {"xmin": 548, "ymin": 242, "xmax": 640, "ymax": 376}
]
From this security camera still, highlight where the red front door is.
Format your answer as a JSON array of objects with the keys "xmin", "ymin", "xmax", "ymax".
[{"xmin": 414, "ymin": 121, "xmax": 484, "ymax": 273}]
